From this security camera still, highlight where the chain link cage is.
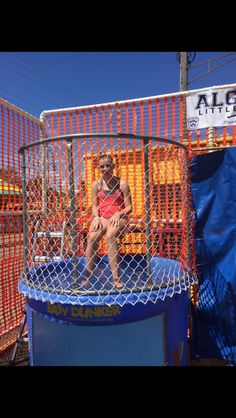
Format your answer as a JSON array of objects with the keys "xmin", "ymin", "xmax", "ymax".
[{"xmin": 18, "ymin": 133, "xmax": 197, "ymax": 307}]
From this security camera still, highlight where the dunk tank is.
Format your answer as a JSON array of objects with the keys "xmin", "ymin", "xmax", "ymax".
[{"xmin": 18, "ymin": 131, "xmax": 197, "ymax": 366}]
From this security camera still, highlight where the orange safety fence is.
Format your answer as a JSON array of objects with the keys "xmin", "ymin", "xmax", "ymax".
[
  {"xmin": 0, "ymin": 98, "xmax": 42, "ymax": 351},
  {"xmin": 41, "ymin": 87, "xmax": 236, "ymax": 310},
  {"xmin": 42, "ymin": 92, "xmax": 236, "ymax": 153}
]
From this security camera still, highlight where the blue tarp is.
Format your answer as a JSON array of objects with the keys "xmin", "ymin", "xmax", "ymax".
[{"xmin": 191, "ymin": 147, "xmax": 236, "ymax": 364}]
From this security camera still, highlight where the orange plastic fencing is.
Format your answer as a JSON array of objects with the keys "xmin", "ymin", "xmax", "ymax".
[
  {"xmin": 0, "ymin": 98, "xmax": 42, "ymax": 351},
  {"xmin": 42, "ymin": 93, "xmax": 236, "ymax": 151},
  {"xmin": 42, "ymin": 90, "xmax": 236, "ymax": 309},
  {"xmin": 41, "ymin": 90, "xmax": 236, "ymax": 261}
]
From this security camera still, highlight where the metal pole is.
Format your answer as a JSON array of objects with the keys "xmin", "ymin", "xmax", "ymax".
[
  {"xmin": 20, "ymin": 151, "xmax": 29, "ymax": 276},
  {"xmin": 67, "ymin": 139, "xmax": 78, "ymax": 284},
  {"xmin": 9, "ymin": 309, "xmax": 27, "ymax": 366},
  {"xmin": 180, "ymin": 53, "xmax": 194, "ymax": 344},
  {"xmin": 207, "ymin": 126, "xmax": 216, "ymax": 152},
  {"xmin": 40, "ymin": 125, "xmax": 48, "ymax": 216},
  {"xmin": 183, "ymin": 149, "xmax": 193, "ymax": 268},
  {"xmin": 42, "ymin": 144, "xmax": 48, "ymax": 215},
  {"xmin": 179, "ymin": 52, "xmax": 189, "ymax": 143},
  {"xmin": 179, "ymin": 58, "xmax": 193, "ymax": 268},
  {"xmin": 192, "ymin": 145, "xmax": 228, "ymax": 151},
  {"xmin": 143, "ymin": 139, "xmax": 153, "ymax": 286}
]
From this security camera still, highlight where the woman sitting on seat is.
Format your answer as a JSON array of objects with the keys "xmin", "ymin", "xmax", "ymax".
[{"xmin": 82, "ymin": 154, "xmax": 132, "ymax": 289}]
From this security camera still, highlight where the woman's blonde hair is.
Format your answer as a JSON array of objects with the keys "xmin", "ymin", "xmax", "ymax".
[{"xmin": 98, "ymin": 154, "xmax": 114, "ymax": 164}]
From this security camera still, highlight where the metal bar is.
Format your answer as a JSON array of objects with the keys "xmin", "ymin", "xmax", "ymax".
[
  {"xmin": 0, "ymin": 211, "xmax": 23, "ymax": 216},
  {"xmin": 20, "ymin": 151, "xmax": 29, "ymax": 275},
  {"xmin": 183, "ymin": 150, "xmax": 193, "ymax": 269},
  {"xmin": 67, "ymin": 139, "xmax": 78, "ymax": 284},
  {"xmin": 40, "ymin": 124, "xmax": 48, "ymax": 216},
  {"xmin": 41, "ymin": 143, "xmax": 48, "ymax": 215},
  {"xmin": 18, "ymin": 132, "xmax": 188, "ymax": 154},
  {"xmin": 192, "ymin": 145, "xmax": 229, "ymax": 151},
  {"xmin": 143, "ymin": 139, "xmax": 153, "ymax": 285},
  {"xmin": 60, "ymin": 221, "xmax": 66, "ymax": 259},
  {"xmin": 8, "ymin": 309, "xmax": 27, "ymax": 366},
  {"xmin": 31, "ymin": 220, "xmax": 40, "ymax": 262}
]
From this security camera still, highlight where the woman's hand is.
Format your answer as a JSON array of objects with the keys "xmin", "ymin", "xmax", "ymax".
[
  {"xmin": 90, "ymin": 218, "xmax": 103, "ymax": 232},
  {"xmin": 109, "ymin": 214, "xmax": 120, "ymax": 227}
]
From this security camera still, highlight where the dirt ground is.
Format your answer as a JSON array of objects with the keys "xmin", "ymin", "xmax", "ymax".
[{"xmin": 0, "ymin": 340, "xmax": 29, "ymax": 367}]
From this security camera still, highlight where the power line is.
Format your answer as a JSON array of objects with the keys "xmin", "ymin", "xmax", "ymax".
[
  {"xmin": 0, "ymin": 68, "xmax": 61, "ymax": 112},
  {"xmin": 44, "ymin": 52, "xmax": 97, "ymax": 74},
  {"xmin": 190, "ymin": 52, "xmax": 236, "ymax": 69},
  {"xmin": 0, "ymin": 53, "xmax": 89, "ymax": 106},
  {"xmin": 0, "ymin": 84, "xmax": 43, "ymax": 116},
  {"xmin": 19, "ymin": 53, "xmax": 91, "ymax": 103},
  {"xmin": 189, "ymin": 52, "xmax": 236, "ymax": 84}
]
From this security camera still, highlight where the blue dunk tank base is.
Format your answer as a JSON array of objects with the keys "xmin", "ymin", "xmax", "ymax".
[
  {"xmin": 19, "ymin": 256, "xmax": 191, "ymax": 366},
  {"xmin": 25, "ymin": 292, "xmax": 189, "ymax": 366}
]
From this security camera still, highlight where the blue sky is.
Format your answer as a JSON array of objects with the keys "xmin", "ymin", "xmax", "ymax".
[{"xmin": 0, "ymin": 51, "xmax": 236, "ymax": 118}]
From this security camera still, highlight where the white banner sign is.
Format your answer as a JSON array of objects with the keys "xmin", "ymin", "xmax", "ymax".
[{"xmin": 186, "ymin": 87, "xmax": 236, "ymax": 130}]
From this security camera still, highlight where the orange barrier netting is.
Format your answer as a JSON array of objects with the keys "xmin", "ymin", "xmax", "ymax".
[
  {"xmin": 42, "ymin": 92, "xmax": 236, "ymax": 151},
  {"xmin": 41, "ymin": 90, "xmax": 236, "ymax": 261},
  {"xmin": 0, "ymin": 98, "xmax": 42, "ymax": 351}
]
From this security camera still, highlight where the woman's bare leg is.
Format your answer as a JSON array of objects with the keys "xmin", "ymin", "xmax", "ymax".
[
  {"xmin": 83, "ymin": 220, "xmax": 108, "ymax": 286},
  {"xmin": 106, "ymin": 219, "xmax": 128, "ymax": 288},
  {"xmin": 106, "ymin": 234, "xmax": 121, "ymax": 285}
]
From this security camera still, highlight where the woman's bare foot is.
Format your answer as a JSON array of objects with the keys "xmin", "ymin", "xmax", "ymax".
[
  {"xmin": 113, "ymin": 280, "xmax": 124, "ymax": 289},
  {"xmin": 80, "ymin": 269, "xmax": 93, "ymax": 288},
  {"xmin": 80, "ymin": 278, "xmax": 91, "ymax": 288},
  {"xmin": 71, "ymin": 281, "xmax": 80, "ymax": 291}
]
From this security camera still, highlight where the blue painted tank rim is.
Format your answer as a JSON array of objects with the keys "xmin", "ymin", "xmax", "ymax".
[
  {"xmin": 18, "ymin": 277, "xmax": 194, "ymax": 306},
  {"xmin": 18, "ymin": 255, "xmax": 196, "ymax": 306}
]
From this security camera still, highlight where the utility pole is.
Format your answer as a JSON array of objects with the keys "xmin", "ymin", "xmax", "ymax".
[
  {"xmin": 178, "ymin": 52, "xmax": 189, "ymax": 142},
  {"xmin": 180, "ymin": 52, "xmax": 188, "ymax": 91}
]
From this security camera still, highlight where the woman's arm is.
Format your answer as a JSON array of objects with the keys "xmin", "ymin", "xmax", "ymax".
[
  {"xmin": 90, "ymin": 180, "xmax": 103, "ymax": 231},
  {"xmin": 91, "ymin": 180, "xmax": 100, "ymax": 218},
  {"xmin": 117, "ymin": 180, "xmax": 133, "ymax": 218}
]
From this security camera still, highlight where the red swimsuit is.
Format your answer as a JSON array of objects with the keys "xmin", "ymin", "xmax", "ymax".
[{"xmin": 97, "ymin": 180, "xmax": 125, "ymax": 219}]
